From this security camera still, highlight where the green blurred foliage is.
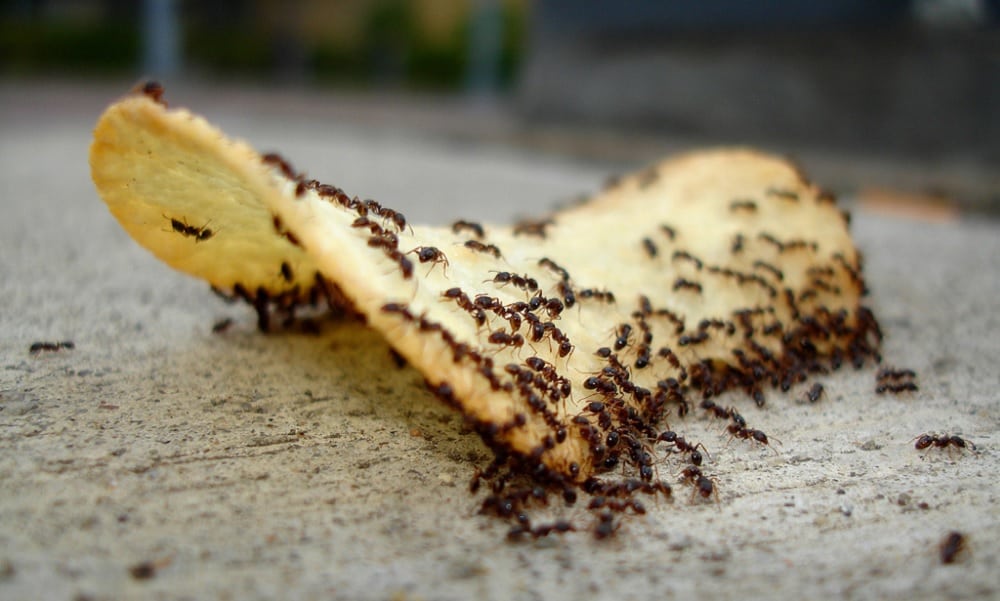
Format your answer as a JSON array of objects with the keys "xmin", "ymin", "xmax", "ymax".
[
  {"xmin": 0, "ymin": 19, "xmax": 139, "ymax": 73},
  {"xmin": 0, "ymin": 1, "xmax": 525, "ymax": 90}
]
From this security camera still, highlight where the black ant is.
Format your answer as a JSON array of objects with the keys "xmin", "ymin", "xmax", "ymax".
[
  {"xmin": 211, "ymin": 318, "xmax": 234, "ymax": 333},
  {"xmin": 613, "ymin": 324, "xmax": 632, "ymax": 351},
  {"xmin": 671, "ymin": 250, "xmax": 703, "ymax": 270},
  {"xmin": 464, "ymin": 240, "xmax": 502, "ymax": 259},
  {"xmin": 657, "ymin": 431, "xmax": 709, "ymax": 466},
  {"xmin": 507, "ymin": 520, "xmax": 575, "ymax": 541},
  {"xmin": 940, "ymin": 531, "xmax": 967, "ymax": 564},
  {"xmin": 766, "ymin": 187, "xmax": 799, "ymax": 201},
  {"xmin": 726, "ymin": 424, "xmax": 780, "ymax": 453},
  {"xmin": 451, "ymin": 220, "xmax": 485, "ymax": 239},
  {"xmin": 165, "ymin": 214, "xmax": 214, "ymax": 242},
  {"xmin": 912, "ymin": 433, "xmax": 975, "ymax": 453},
  {"xmin": 538, "ymin": 258, "xmax": 570, "ymax": 281},
  {"xmin": 29, "ymin": 341, "xmax": 74, "ymax": 354},
  {"xmin": 593, "ymin": 511, "xmax": 619, "ymax": 540},
  {"xmin": 673, "ymin": 278, "xmax": 703, "ymax": 293},
  {"xmin": 875, "ymin": 367, "xmax": 918, "ymax": 394},
  {"xmin": 587, "ymin": 497, "xmax": 647, "ymax": 514},
  {"xmin": 513, "ymin": 218, "xmax": 553, "ymax": 238},
  {"xmin": 805, "ymin": 382, "xmax": 824, "ymax": 403},
  {"xmin": 367, "ymin": 232, "xmax": 399, "ymax": 251},
  {"xmin": 137, "ymin": 80, "xmax": 165, "ymax": 104},
  {"xmin": 752, "ymin": 259, "xmax": 784, "ymax": 281},
  {"xmin": 262, "ymin": 153, "xmax": 297, "ymax": 180},
  {"xmin": 757, "ymin": 232, "xmax": 784, "ymax": 252},
  {"xmin": 679, "ymin": 466, "xmax": 719, "ymax": 503},
  {"xmin": 578, "ymin": 288, "xmax": 615, "ymax": 304},
  {"xmin": 351, "ymin": 216, "xmax": 383, "ymax": 234},
  {"xmin": 488, "ymin": 329, "xmax": 525, "ymax": 351},
  {"xmin": 488, "ymin": 272, "xmax": 538, "ymax": 293},
  {"xmin": 377, "ymin": 207, "xmax": 408, "ymax": 233},
  {"xmin": 408, "ymin": 246, "xmax": 449, "ymax": 274},
  {"xmin": 731, "ymin": 233, "xmax": 744, "ymax": 254},
  {"xmin": 641, "ymin": 237, "xmax": 658, "ymax": 258},
  {"xmin": 678, "ymin": 332, "xmax": 708, "ymax": 346},
  {"xmin": 271, "ymin": 214, "xmax": 301, "ymax": 247},
  {"xmin": 389, "ymin": 251, "xmax": 414, "ymax": 279}
]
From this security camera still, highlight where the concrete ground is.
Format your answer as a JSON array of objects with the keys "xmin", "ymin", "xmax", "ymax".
[{"xmin": 1, "ymin": 80, "xmax": 997, "ymax": 601}]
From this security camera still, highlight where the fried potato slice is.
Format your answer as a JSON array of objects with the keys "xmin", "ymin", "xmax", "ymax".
[{"xmin": 90, "ymin": 87, "xmax": 880, "ymax": 482}]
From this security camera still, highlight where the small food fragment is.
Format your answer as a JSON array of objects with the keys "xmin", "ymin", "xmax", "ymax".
[{"xmin": 90, "ymin": 85, "xmax": 882, "ymax": 486}]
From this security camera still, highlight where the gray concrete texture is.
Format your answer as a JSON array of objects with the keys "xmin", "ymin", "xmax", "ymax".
[{"xmin": 1, "ymin": 81, "xmax": 998, "ymax": 600}]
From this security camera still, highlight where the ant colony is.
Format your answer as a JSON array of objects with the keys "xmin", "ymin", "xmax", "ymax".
[{"xmin": 91, "ymin": 83, "xmax": 926, "ymax": 540}]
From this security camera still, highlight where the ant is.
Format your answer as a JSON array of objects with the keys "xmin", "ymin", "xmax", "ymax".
[
  {"xmin": 165, "ymin": 214, "xmax": 214, "ymax": 242},
  {"xmin": 451, "ymin": 220, "xmax": 485, "ymax": 239},
  {"xmin": 538, "ymin": 258, "xmax": 570, "ymax": 282},
  {"xmin": 731, "ymin": 233, "xmax": 745, "ymax": 254},
  {"xmin": 752, "ymin": 259, "xmax": 784, "ymax": 281},
  {"xmin": 678, "ymin": 332, "xmax": 708, "ymax": 346},
  {"xmin": 386, "ymin": 251, "xmax": 414, "ymax": 279},
  {"xmin": 271, "ymin": 214, "xmax": 301, "ymax": 247},
  {"xmin": 513, "ymin": 218, "xmax": 554, "ymax": 238},
  {"xmin": 588, "ymin": 497, "xmax": 647, "ymax": 514},
  {"xmin": 660, "ymin": 224, "xmax": 676, "ymax": 240},
  {"xmin": 408, "ymin": 246, "xmax": 449, "ymax": 274},
  {"xmin": 280, "ymin": 261, "xmax": 294, "ymax": 282},
  {"xmin": 543, "ymin": 297, "xmax": 565, "ymax": 319},
  {"xmin": 29, "ymin": 341, "xmax": 74, "ymax": 354},
  {"xmin": 262, "ymin": 153, "xmax": 297, "ymax": 180},
  {"xmin": 488, "ymin": 329, "xmax": 525, "ymax": 351},
  {"xmin": 758, "ymin": 232, "xmax": 785, "ymax": 252},
  {"xmin": 488, "ymin": 272, "xmax": 538, "ymax": 293},
  {"xmin": 673, "ymin": 278, "xmax": 703, "ymax": 293},
  {"xmin": 211, "ymin": 318, "xmax": 234, "ymax": 333},
  {"xmin": 726, "ymin": 424, "xmax": 780, "ymax": 453},
  {"xmin": 556, "ymin": 282, "xmax": 576, "ymax": 309},
  {"xmin": 578, "ymin": 289, "xmax": 616, "ymax": 304},
  {"xmin": 657, "ymin": 431, "xmax": 709, "ymax": 466},
  {"xmin": 940, "ymin": 531, "xmax": 967, "ymax": 564},
  {"xmin": 593, "ymin": 511, "xmax": 619, "ymax": 540},
  {"xmin": 912, "ymin": 433, "xmax": 975, "ymax": 453},
  {"xmin": 875, "ymin": 367, "xmax": 918, "ymax": 395},
  {"xmin": 367, "ymin": 232, "xmax": 399, "ymax": 251},
  {"xmin": 464, "ymin": 240, "xmax": 502, "ymax": 259},
  {"xmin": 641, "ymin": 237, "xmax": 658, "ymax": 258},
  {"xmin": 765, "ymin": 187, "xmax": 799, "ymax": 201},
  {"xmin": 507, "ymin": 520, "xmax": 575, "ymax": 541},
  {"xmin": 729, "ymin": 199, "xmax": 758, "ymax": 212},
  {"xmin": 137, "ymin": 80, "xmax": 165, "ymax": 104},
  {"xmin": 377, "ymin": 208, "xmax": 409, "ymax": 233},
  {"xmin": 679, "ymin": 466, "xmax": 719, "ymax": 503},
  {"xmin": 671, "ymin": 250, "xmax": 703, "ymax": 270},
  {"xmin": 613, "ymin": 324, "xmax": 632, "ymax": 351},
  {"xmin": 805, "ymin": 382, "xmax": 824, "ymax": 403}
]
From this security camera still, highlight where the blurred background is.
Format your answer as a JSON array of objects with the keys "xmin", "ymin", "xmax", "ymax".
[{"xmin": 1, "ymin": 0, "xmax": 997, "ymax": 215}]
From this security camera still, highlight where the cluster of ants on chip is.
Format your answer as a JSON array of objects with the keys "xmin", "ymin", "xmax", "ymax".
[
  {"xmin": 111, "ymin": 81, "xmax": 980, "ymax": 548},
  {"xmin": 139, "ymin": 80, "xmax": 957, "ymax": 539}
]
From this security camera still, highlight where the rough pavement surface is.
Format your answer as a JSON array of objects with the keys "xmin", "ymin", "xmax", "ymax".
[{"xmin": 1, "ymin": 81, "xmax": 997, "ymax": 601}]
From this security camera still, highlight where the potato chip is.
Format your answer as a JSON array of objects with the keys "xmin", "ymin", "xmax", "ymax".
[{"xmin": 90, "ymin": 85, "xmax": 881, "ymax": 484}]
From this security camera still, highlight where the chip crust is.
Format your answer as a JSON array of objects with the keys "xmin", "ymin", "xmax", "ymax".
[{"xmin": 91, "ymin": 88, "xmax": 880, "ymax": 482}]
